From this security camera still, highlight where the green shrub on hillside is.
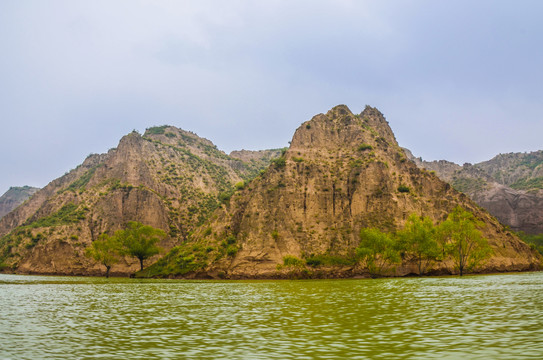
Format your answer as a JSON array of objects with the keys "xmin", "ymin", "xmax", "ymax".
[
  {"xmin": 282, "ymin": 255, "xmax": 305, "ymax": 267},
  {"xmin": 516, "ymin": 231, "xmax": 543, "ymax": 255},
  {"xmin": 226, "ymin": 245, "xmax": 238, "ymax": 257},
  {"xmin": 358, "ymin": 144, "xmax": 373, "ymax": 151},
  {"xmin": 146, "ymin": 125, "xmax": 169, "ymax": 135},
  {"xmin": 64, "ymin": 166, "xmax": 99, "ymax": 193},
  {"xmin": 510, "ymin": 177, "xmax": 543, "ymax": 190},
  {"xmin": 26, "ymin": 203, "xmax": 88, "ymax": 228},
  {"xmin": 272, "ymin": 157, "xmax": 286, "ymax": 168},
  {"xmin": 226, "ymin": 235, "xmax": 236, "ymax": 245}
]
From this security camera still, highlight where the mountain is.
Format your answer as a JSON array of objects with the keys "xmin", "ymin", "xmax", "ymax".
[
  {"xmin": 0, "ymin": 186, "xmax": 40, "ymax": 219},
  {"xmin": 145, "ymin": 105, "xmax": 540, "ymax": 279},
  {"xmin": 405, "ymin": 149, "xmax": 543, "ymax": 235},
  {"xmin": 0, "ymin": 126, "xmax": 276, "ymax": 275},
  {"xmin": 477, "ymin": 151, "xmax": 543, "ymax": 190},
  {"xmin": 229, "ymin": 149, "xmax": 284, "ymax": 172}
]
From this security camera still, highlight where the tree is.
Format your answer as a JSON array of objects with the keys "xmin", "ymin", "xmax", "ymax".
[
  {"xmin": 118, "ymin": 221, "xmax": 166, "ymax": 271},
  {"xmin": 397, "ymin": 214, "xmax": 440, "ymax": 276},
  {"xmin": 85, "ymin": 234, "xmax": 120, "ymax": 278},
  {"xmin": 356, "ymin": 228, "xmax": 400, "ymax": 277},
  {"xmin": 440, "ymin": 207, "xmax": 492, "ymax": 276}
]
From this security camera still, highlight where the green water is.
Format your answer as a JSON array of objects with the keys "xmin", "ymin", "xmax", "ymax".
[{"xmin": 1, "ymin": 273, "xmax": 542, "ymax": 359}]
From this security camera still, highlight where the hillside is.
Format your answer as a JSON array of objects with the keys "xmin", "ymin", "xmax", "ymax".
[
  {"xmin": 145, "ymin": 106, "xmax": 540, "ymax": 279},
  {"xmin": 0, "ymin": 126, "xmax": 276, "ymax": 275},
  {"xmin": 229, "ymin": 149, "xmax": 284, "ymax": 173},
  {"xmin": 406, "ymin": 149, "xmax": 543, "ymax": 235},
  {"xmin": 477, "ymin": 151, "xmax": 543, "ymax": 190},
  {"xmin": 0, "ymin": 186, "xmax": 40, "ymax": 219}
]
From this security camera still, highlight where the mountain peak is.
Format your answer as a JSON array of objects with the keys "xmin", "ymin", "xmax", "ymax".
[
  {"xmin": 1, "ymin": 107, "xmax": 540, "ymax": 278},
  {"xmin": 147, "ymin": 106, "xmax": 540, "ymax": 279},
  {"xmin": 0, "ymin": 186, "xmax": 40, "ymax": 219},
  {"xmin": 325, "ymin": 104, "xmax": 353, "ymax": 117},
  {"xmin": 290, "ymin": 104, "xmax": 398, "ymax": 155}
]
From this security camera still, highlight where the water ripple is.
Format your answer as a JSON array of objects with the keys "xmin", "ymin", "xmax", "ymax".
[{"xmin": 0, "ymin": 273, "xmax": 542, "ymax": 359}]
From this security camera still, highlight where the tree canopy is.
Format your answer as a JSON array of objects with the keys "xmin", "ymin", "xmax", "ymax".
[
  {"xmin": 85, "ymin": 234, "xmax": 120, "ymax": 278},
  {"xmin": 356, "ymin": 228, "xmax": 401, "ymax": 277},
  {"xmin": 85, "ymin": 221, "xmax": 166, "ymax": 276},
  {"xmin": 397, "ymin": 214, "xmax": 440, "ymax": 276},
  {"xmin": 356, "ymin": 207, "xmax": 492, "ymax": 277},
  {"xmin": 117, "ymin": 221, "xmax": 166, "ymax": 271},
  {"xmin": 441, "ymin": 206, "xmax": 492, "ymax": 276}
]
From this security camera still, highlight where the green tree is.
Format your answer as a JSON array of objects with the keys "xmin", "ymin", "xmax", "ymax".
[
  {"xmin": 118, "ymin": 221, "xmax": 166, "ymax": 271},
  {"xmin": 397, "ymin": 214, "xmax": 440, "ymax": 275},
  {"xmin": 440, "ymin": 207, "xmax": 492, "ymax": 276},
  {"xmin": 356, "ymin": 228, "xmax": 400, "ymax": 277},
  {"xmin": 515, "ymin": 231, "xmax": 543, "ymax": 255},
  {"xmin": 85, "ymin": 234, "xmax": 120, "ymax": 278}
]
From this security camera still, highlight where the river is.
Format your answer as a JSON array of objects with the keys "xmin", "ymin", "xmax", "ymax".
[{"xmin": 1, "ymin": 272, "xmax": 542, "ymax": 359}]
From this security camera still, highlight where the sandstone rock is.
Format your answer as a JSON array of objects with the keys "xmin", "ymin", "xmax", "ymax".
[
  {"xmin": 406, "ymin": 149, "xmax": 543, "ymax": 234},
  {"xmin": 0, "ymin": 127, "xmax": 273, "ymax": 276},
  {"xmin": 153, "ymin": 105, "xmax": 540, "ymax": 278}
]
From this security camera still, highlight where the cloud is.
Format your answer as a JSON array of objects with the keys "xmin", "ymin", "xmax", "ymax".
[{"xmin": 1, "ymin": 0, "xmax": 542, "ymax": 195}]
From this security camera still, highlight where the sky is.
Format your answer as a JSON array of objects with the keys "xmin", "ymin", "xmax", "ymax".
[{"xmin": 1, "ymin": 0, "xmax": 542, "ymax": 196}]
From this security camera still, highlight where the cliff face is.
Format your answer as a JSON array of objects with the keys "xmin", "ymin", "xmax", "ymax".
[
  {"xmin": 151, "ymin": 106, "xmax": 540, "ymax": 279},
  {"xmin": 0, "ymin": 186, "xmax": 40, "ymax": 219},
  {"xmin": 406, "ymin": 150, "xmax": 543, "ymax": 234},
  {"xmin": 2, "ymin": 107, "xmax": 540, "ymax": 278},
  {"xmin": 229, "ymin": 149, "xmax": 284, "ymax": 173},
  {"xmin": 0, "ymin": 126, "xmax": 273, "ymax": 276}
]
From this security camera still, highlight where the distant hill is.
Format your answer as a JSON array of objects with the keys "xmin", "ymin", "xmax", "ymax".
[
  {"xmin": 229, "ymin": 149, "xmax": 284, "ymax": 172},
  {"xmin": 0, "ymin": 186, "xmax": 39, "ymax": 219},
  {"xmin": 405, "ymin": 149, "xmax": 543, "ymax": 235}
]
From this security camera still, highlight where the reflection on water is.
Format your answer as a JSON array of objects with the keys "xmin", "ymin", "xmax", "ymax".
[{"xmin": 1, "ymin": 273, "xmax": 542, "ymax": 359}]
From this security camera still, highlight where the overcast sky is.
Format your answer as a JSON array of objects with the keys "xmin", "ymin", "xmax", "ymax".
[{"xmin": 1, "ymin": 0, "xmax": 542, "ymax": 195}]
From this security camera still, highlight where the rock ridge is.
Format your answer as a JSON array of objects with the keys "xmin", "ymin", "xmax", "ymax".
[{"xmin": 149, "ymin": 106, "xmax": 540, "ymax": 279}]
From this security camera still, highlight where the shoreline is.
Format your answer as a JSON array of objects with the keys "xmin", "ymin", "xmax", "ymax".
[{"xmin": 2, "ymin": 267, "xmax": 541, "ymax": 281}]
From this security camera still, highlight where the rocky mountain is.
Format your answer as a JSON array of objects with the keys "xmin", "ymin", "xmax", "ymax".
[
  {"xmin": 0, "ymin": 186, "xmax": 40, "ymax": 219},
  {"xmin": 477, "ymin": 151, "xmax": 543, "ymax": 189},
  {"xmin": 406, "ymin": 149, "xmax": 543, "ymax": 234},
  {"xmin": 0, "ymin": 126, "xmax": 276, "ymax": 275},
  {"xmin": 146, "ymin": 105, "xmax": 540, "ymax": 279},
  {"xmin": 229, "ymin": 149, "xmax": 284, "ymax": 172}
]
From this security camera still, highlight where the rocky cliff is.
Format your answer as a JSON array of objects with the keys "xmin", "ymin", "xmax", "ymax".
[
  {"xmin": 0, "ymin": 126, "xmax": 275, "ymax": 275},
  {"xmin": 477, "ymin": 151, "xmax": 543, "ymax": 189},
  {"xmin": 2, "ymin": 107, "xmax": 540, "ymax": 278},
  {"xmin": 0, "ymin": 186, "xmax": 40, "ymax": 219},
  {"xmin": 146, "ymin": 106, "xmax": 540, "ymax": 279},
  {"xmin": 406, "ymin": 149, "xmax": 543, "ymax": 234},
  {"xmin": 229, "ymin": 149, "xmax": 284, "ymax": 173}
]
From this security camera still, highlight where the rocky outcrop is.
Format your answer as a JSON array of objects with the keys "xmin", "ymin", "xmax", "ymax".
[
  {"xmin": 476, "ymin": 151, "xmax": 543, "ymax": 188},
  {"xmin": 0, "ymin": 127, "xmax": 268, "ymax": 276},
  {"xmin": 229, "ymin": 149, "xmax": 283, "ymax": 163},
  {"xmin": 151, "ymin": 105, "xmax": 540, "ymax": 279},
  {"xmin": 2, "ymin": 108, "xmax": 540, "ymax": 278},
  {"xmin": 0, "ymin": 186, "xmax": 40, "ymax": 219},
  {"xmin": 406, "ymin": 149, "xmax": 543, "ymax": 234}
]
